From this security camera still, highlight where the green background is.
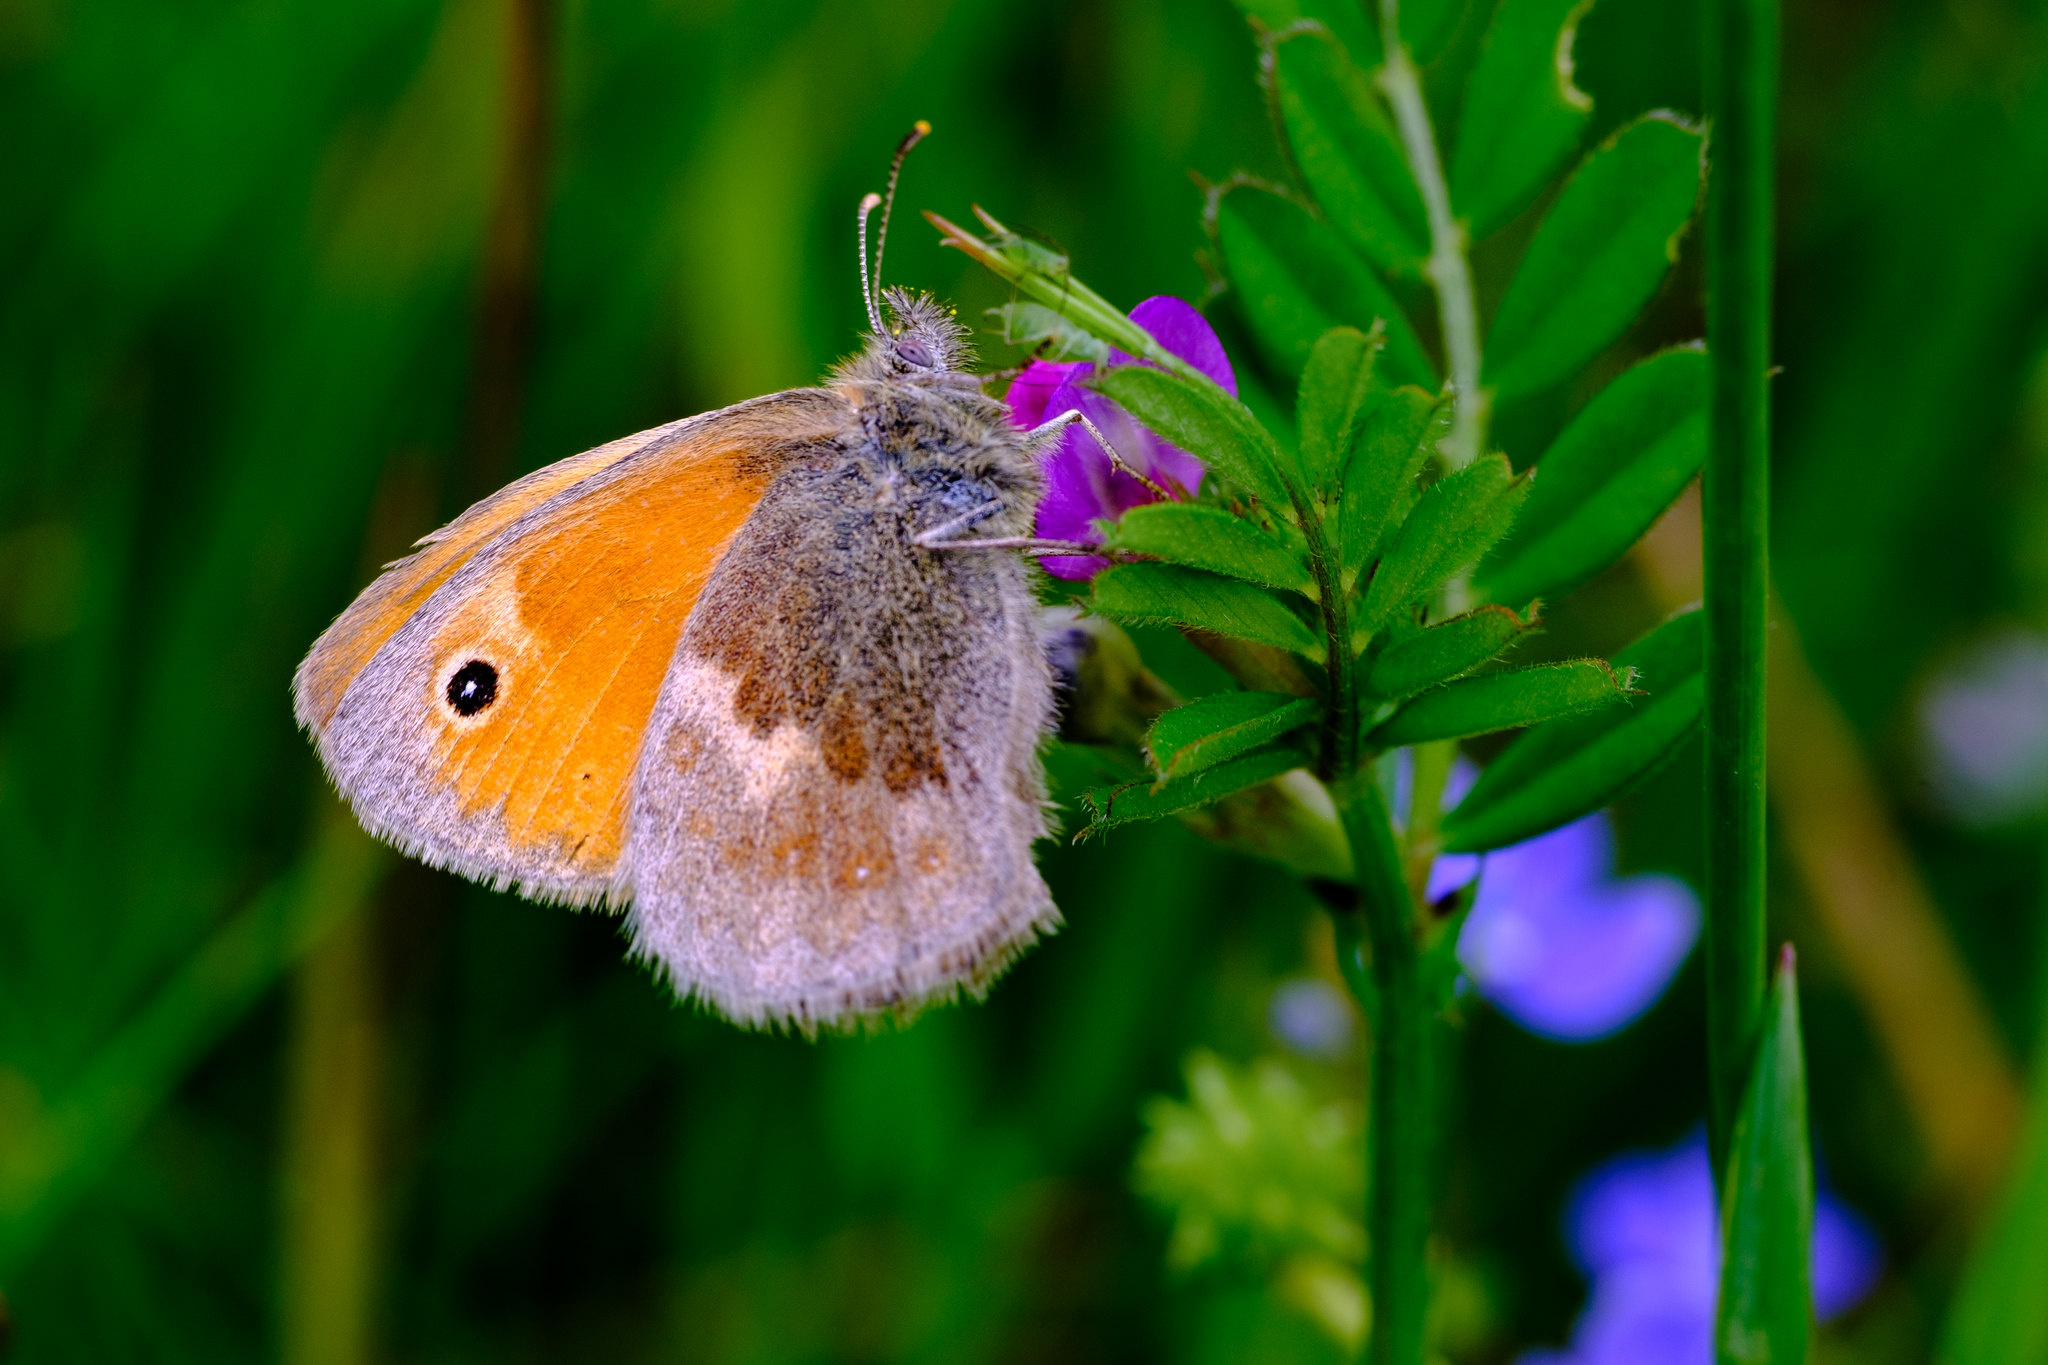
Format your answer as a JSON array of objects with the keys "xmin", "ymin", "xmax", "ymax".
[{"xmin": 4, "ymin": 0, "xmax": 2047, "ymax": 1359}]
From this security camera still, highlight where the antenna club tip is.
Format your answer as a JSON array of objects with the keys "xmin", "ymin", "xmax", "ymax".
[
  {"xmin": 913, "ymin": 119, "xmax": 932, "ymax": 136},
  {"xmin": 859, "ymin": 192, "xmax": 883, "ymax": 212}
]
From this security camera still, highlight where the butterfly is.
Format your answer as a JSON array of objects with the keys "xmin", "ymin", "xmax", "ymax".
[{"xmin": 295, "ymin": 125, "xmax": 1112, "ymax": 1029}]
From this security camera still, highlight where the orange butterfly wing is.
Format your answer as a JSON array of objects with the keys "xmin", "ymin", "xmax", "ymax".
[{"xmin": 295, "ymin": 389, "xmax": 857, "ymax": 904}]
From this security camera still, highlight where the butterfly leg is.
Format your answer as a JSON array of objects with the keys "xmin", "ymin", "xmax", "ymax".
[
  {"xmin": 921, "ymin": 536, "xmax": 1102, "ymax": 556},
  {"xmin": 1027, "ymin": 408, "xmax": 1176, "ymax": 501},
  {"xmin": 912, "ymin": 500, "xmax": 1094, "ymax": 555},
  {"xmin": 914, "ymin": 500, "xmax": 1006, "ymax": 545}
]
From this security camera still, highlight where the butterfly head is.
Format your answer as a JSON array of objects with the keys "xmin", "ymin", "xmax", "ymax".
[
  {"xmin": 871, "ymin": 286, "xmax": 971, "ymax": 376},
  {"xmin": 845, "ymin": 122, "xmax": 973, "ymax": 381}
]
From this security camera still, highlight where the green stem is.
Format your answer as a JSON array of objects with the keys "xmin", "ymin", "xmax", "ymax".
[
  {"xmin": 1701, "ymin": 0, "xmax": 1777, "ymax": 1175},
  {"xmin": 1373, "ymin": 0, "xmax": 1487, "ymax": 468},
  {"xmin": 1335, "ymin": 778, "xmax": 1432, "ymax": 1365},
  {"xmin": 1301, "ymin": 510, "xmax": 1359, "ymax": 783}
]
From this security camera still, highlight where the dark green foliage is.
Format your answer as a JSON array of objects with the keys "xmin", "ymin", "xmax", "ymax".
[
  {"xmin": 1110, "ymin": 504, "xmax": 1316, "ymax": 596},
  {"xmin": 1297, "ymin": 325, "xmax": 1384, "ymax": 491},
  {"xmin": 1443, "ymin": 609, "xmax": 1703, "ymax": 851},
  {"xmin": 1451, "ymin": 0, "xmax": 1597, "ymax": 239},
  {"xmin": 1094, "ymin": 361, "xmax": 1294, "ymax": 510},
  {"xmin": 1093, "ymin": 563, "xmax": 1321, "ymax": 656},
  {"xmin": 1265, "ymin": 26, "xmax": 1428, "ymax": 276},
  {"xmin": 1715, "ymin": 950, "xmax": 1813, "ymax": 1365},
  {"xmin": 1367, "ymin": 658, "xmax": 1630, "ymax": 746},
  {"xmin": 1358, "ymin": 454, "xmax": 1529, "ymax": 635},
  {"xmin": 1147, "ymin": 691, "xmax": 1321, "ymax": 780},
  {"xmin": 5, "ymin": 0, "xmax": 2041, "ymax": 1359},
  {"xmin": 1398, "ymin": 0, "xmax": 1465, "ymax": 62},
  {"xmin": 1231, "ymin": 0, "xmax": 1380, "ymax": 67},
  {"xmin": 1478, "ymin": 345, "xmax": 1708, "ymax": 604},
  {"xmin": 1211, "ymin": 183, "xmax": 1437, "ymax": 388},
  {"xmin": 1484, "ymin": 114, "xmax": 1706, "ymax": 403},
  {"xmin": 1080, "ymin": 747, "xmax": 1315, "ymax": 836},
  {"xmin": 1339, "ymin": 386, "xmax": 1447, "ymax": 577},
  {"xmin": 1364, "ymin": 604, "xmax": 1534, "ymax": 699}
]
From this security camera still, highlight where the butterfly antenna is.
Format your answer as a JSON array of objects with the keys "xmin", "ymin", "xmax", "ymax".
[
  {"xmin": 864, "ymin": 119, "xmax": 930, "ymax": 331},
  {"xmin": 857, "ymin": 192, "xmax": 885, "ymax": 334}
]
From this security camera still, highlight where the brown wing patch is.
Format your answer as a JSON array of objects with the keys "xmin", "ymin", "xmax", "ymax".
[{"xmin": 298, "ymin": 390, "xmax": 855, "ymax": 901}]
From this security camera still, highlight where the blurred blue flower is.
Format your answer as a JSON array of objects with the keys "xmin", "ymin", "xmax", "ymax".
[
  {"xmin": 1269, "ymin": 977, "xmax": 1356, "ymax": 1060},
  {"xmin": 1394, "ymin": 754, "xmax": 1701, "ymax": 1042},
  {"xmin": 1005, "ymin": 296, "xmax": 1235, "ymax": 580},
  {"xmin": 1917, "ymin": 630, "xmax": 2048, "ymax": 825},
  {"xmin": 1447, "ymin": 813, "xmax": 1701, "ymax": 1043},
  {"xmin": 1520, "ymin": 1133, "xmax": 1884, "ymax": 1365}
]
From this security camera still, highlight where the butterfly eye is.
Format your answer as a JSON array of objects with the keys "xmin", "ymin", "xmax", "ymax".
[
  {"xmin": 446, "ymin": 659, "xmax": 498, "ymax": 716},
  {"xmin": 895, "ymin": 336, "xmax": 934, "ymax": 369}
]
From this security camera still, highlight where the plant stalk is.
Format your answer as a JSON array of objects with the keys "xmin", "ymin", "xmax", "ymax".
[
  {"xmin": 1301, "ymin": 505, "xmax": 1360, "ymax": 784},
  {"xmin": 1373, "ymin": 0, "xmax": 1486, "ymax": 468},
  {"xmin": 1335, "ymin": 779, "xmax": 1432, "ymax": 1365},
  {"xmin": 1701, "ymin": 0, "xmax": 1778, "ymax": 1175}
]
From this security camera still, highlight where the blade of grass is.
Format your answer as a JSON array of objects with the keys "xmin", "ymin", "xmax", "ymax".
[
  {"xmin": 1701, "ymin": 0, "xmax": 1778, "ymax": 1177},
  {"xmin": 1716, "ymin": 946, "xmax": 1813, "ymax": 1365}
]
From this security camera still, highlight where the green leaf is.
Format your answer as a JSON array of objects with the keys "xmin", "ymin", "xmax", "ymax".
[
  {"xmin": 1092, "ymin": 562, "xmax": 1322, "ymax": 657},
  {"xmin": 1146, "ymin": 691, "xmax": 1321, "ymax": 780},
  {"xmin": 1400, "ymin": 0, "xmax": 1463, "ymax": 61},
  {"xmin": 1484, "ymin": 114, "xmax": 1705, "ymax": 404},
  {"xmin": 1092, "ymin": 362, "xmax": 1294, "ymax": 513},
  {"xmin": 1108, "ymin": 502, "xmax": 1314, "ymax": 595},
  {"xmin": 1941, "ymin": 992, "xmax": 2048, "ymax": 1365},
  {"xmin": 1442, "ymin": 607, "xmax": 1702, "ymax": 851},
  {"xmin": 1368, "ymin": 659, "xmax": 1629, "ymax": 746},
  {"xmin": 1477, "ymin": 346, "xmax": 1708, "ymax": 604},
  {"xmin": 1266, "ymin": 27, "xmax": 1428, "ymax": 277},
  {"xmin": 1365, "ymin": 604, "xmax": 1533, "ymax": 699},
  {"xmin": 1298, "ymin": 325, "xmax": 1381, "ymax": 491},
  {"xmin": 1450, "ymin": 0, "xmax": 1596, "ymax": 240},
  {"xmin": 1079, "ymin": 746, "xmax": 1313, "ymax": 836},
  {"xmin": 1339, "ymin": 385, "xmax": 1446, "ymax": 577},
  {"xmin": 1213, "ymin": 183, "xmax": 1436, "ymax": 389},
  {"xmin": 1716, "ymin": 948, "xmax": 1814, "ymax": 1365},
  {"xmin": 1358, "ymin": 453, "xmax": 1527, "ymax": 635},
  {"xmin": 1228, "ymin": 0, "xmax": 1379, "ymax": 66}
]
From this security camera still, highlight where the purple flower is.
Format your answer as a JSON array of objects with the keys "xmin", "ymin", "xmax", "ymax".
[
  {"xmin": 1451, "ymin": 813, "xmax": 1701, "ymax": 1043},
  {"xmin": 1006, "ymin": 296, "xmax": 1237, "ymax": 580},
  {"xmin": 1391, "ymin": 754, "xmax": 1700, "ymax": 1043},
  {"xmin": 1520, "ymin": 1133, "xmax": 1884, "ymax": 1365}
]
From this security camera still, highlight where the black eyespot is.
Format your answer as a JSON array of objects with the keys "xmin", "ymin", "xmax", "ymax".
[
  {"xmin": 895, "ymin": 336, "xmax": 934, "ymax": 369},
  {"xmin": 446, "ymin": 659, "xmax": 498, "ymax": 716}
]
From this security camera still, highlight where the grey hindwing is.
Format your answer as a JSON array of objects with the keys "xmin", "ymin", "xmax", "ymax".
[{"xmin": 624, "ymin": 447, "xmax": 1058, "ymax": 1029}]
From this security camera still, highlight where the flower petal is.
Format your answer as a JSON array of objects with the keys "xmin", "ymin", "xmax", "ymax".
[
  {"xmin": 1482, "ymin": 811, "xmax": 1614, "ymax": 896},
  {"xmin": 1461, "ymin": 870, "xmax": 1700, "ymax": 1042},
  {"xmin": 1115, "ymin": 296, "xmax": 1239, "ymax": 396},
  {"xmin": 1566, "ymin": 1136, "xmax": 1718, "ymax": 1283},
  {"xmin": 1006, "ymin": 359, "xmax": 1093, "ymax": 431},
  {"xmin": 1812, "ymin": 1194, "xmax": 1884, "ymax": 1321},
  {"xmin": 1032, "ymin": 381, "xmax": 1150, "ymax": 580},
  {"xmin": 1528, "ymin": 1133, "xmax": 1885, "ymax": 1365}
]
